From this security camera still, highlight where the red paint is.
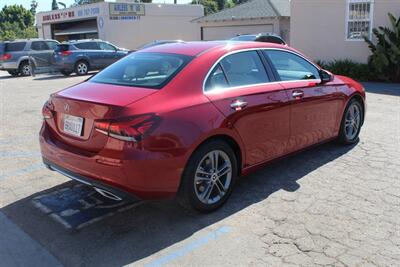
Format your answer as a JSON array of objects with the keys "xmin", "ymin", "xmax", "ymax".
[{"xmin": 39, "ymin": 42, "xmax": 366, "ymax": 199}]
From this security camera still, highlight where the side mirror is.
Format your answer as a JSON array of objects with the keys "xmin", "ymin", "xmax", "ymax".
[{"xmin": 319, "ymin": 70, "xmax": 333, "ymax": 83}]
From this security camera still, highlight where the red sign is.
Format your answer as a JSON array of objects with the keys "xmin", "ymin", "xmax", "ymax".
[{"xmin": 42, "ymin": 11, "xmax": 75, "ymax": 22}]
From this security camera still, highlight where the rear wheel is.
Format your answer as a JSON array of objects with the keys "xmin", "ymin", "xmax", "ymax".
[
  {"xmin": 337, "ymin": 99, "xmax": 363, "ymax": 145},
  {"xmin": 7, "ymin": 70, "xmax": 19, "ymax": 77},
  {"xmin": 19, "ymin": 61, "xmax": 31, "ymax": 76},
  {"xmin": 177, "ymin": 140, "xmax": 238, "ymax": 212},
  {"xmin": 75, "ymin": 61, "xmax": 89, "ymax": 76}
]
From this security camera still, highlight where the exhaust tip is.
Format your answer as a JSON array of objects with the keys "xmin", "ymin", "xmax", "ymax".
[{"xmin": 94, "ymin": 187, "xmax": 123, "ymax": 201}]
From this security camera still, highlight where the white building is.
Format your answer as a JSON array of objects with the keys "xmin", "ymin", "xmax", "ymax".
[{"xmin": 36, "ymin": 1, "xmax": 204, "ymax": 50}]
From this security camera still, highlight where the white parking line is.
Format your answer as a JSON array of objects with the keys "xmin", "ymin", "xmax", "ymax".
[{"xmin": 0, "ymin": 211, "xmax": 63, "ymax": 267}]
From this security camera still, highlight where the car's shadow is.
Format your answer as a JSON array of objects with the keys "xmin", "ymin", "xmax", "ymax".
[
  {"xmin": 362, "ymin": 82, "xmax": 400, "ymax": 97},
  {"xmin": 1, "ymin": 141, "xmax": 356, "ymax": 267}
]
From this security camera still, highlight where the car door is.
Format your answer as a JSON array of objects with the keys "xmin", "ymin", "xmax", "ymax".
[
  {"xmin": 263, "ymin": 49, "xmax": 342, "ymax": 152},
  {"xmin": 30, "ymin": 41, "xmax": 52, "ymax": 68},
  {"xmin": 98, "ymin": 42, "xmax": 119, "ymax": 67},
  {"xmin": 75, "ymin": 42, "xmax": 102, "ymax": 69},
  {"xmin": 204, "ymin": 50, "xmax": 291, "ymax": 166}
]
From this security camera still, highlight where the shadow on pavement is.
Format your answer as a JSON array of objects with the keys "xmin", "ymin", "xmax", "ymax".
[
  {"xmin": 362, "ymin": 82, "xmax": 400, "ymax": 96},
  {"xmin": 33, "ymin": 72, "xmax": 97, "ymax": 81},
  {"xmin": 1, "ymin": 141, "xmax": 356, "ymax": 267}
]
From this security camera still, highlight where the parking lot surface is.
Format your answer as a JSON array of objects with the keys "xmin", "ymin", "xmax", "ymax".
[{"xmin": 0, "ymin": 72, "xmax": 399, "ymax": 267}]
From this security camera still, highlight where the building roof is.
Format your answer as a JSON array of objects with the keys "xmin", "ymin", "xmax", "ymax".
[{"xmin": 193, "ymin": 0, "xmax": 290, "ymax": 23}]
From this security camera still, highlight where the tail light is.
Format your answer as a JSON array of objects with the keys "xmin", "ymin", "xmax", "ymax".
[
  {"xmin": 94, "ymin": 114, "xmax": 161, "ymax": 142},
  {"xmin": 0, "ymin": 54, "xmax": 11, "ymax": 61},
  {"xmin": 60, "ymin": 51, "xmax": 72, "ymax": 56},
  {"xmin": 42, "ymin": 100, "xmax": 54, "ymax": 120}
]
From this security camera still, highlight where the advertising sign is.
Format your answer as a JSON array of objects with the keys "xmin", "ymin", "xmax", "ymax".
[{"xmin": 109, "ymin": 3, "xmax": 145, "ymax": 17}]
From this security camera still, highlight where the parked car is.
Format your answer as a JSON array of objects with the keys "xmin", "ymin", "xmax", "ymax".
[
  {"xmin": 136, "ymin": 40, "xmax": 184, "ymax": 50},
  {"xmin": 230, "ymin": 33, "xmax": 286, "ymax": 45},
  {"xmin": 40, "ymin": 41, "xmax": 365, "ymax": 212},
  {"xmin": 52, "ymin": 40, "xmax": 129, "ymax": 76},
  {"xmin": 0, "ymin": 39, "xmax": 59, "ymax": 76}
]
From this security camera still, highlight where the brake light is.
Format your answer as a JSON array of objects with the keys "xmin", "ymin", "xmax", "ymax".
[
  {"xmin": 42, "ymin": 100, "xmax": 54, "ymax": 120},
  {"xmin": 0, "ymin": 54, "xmax": 11, "ymax": 61},
  {"xmin": 60, "ymin": 50, "xmax": 72, "ymax": 56},
  {"xmin": 94, "ymin": 114, "xmax": 160, "ymax": 142}
]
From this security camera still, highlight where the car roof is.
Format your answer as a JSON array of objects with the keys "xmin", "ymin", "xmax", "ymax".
[{"xmin": 140, "ymin": 41, "xmax": 293, "ymax": 57}]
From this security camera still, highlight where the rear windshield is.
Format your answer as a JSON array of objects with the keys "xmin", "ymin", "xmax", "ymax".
[
  {"xmin": 230, "ymin": 35, "xmax": 256, "ymax": 41},
  {"xmin": 5, "ymin": 42, "xmax": 26, "ymax": 52},
  {"xmin": 55, "ymin": 44, "xmax": 70, "ymax": 52},
  {"xmin": 89, "ymin": 52, "xmax": 192, "ymax": 89}
]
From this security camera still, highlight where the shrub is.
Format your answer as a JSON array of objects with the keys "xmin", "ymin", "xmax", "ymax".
[
  {"xmin": 364, "ymin": 13, "xmax": 400, "ymax": 82},
  {"xmin": 316, "ymin": 59, "xmax": 377, "ymax": 81}
]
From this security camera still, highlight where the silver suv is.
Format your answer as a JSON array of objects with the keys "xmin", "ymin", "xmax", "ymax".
[{"xmin": 0, "ymin": 39, "xmax": 59, "ymax": 76}]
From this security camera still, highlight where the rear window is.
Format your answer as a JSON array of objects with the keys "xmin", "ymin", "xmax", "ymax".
[
  {"xmin": 5, "ymin": 42, "xmax": 26, "ymax": 52},
  {"xmin": 90, "ymin": 52, "xmax": 192, "ymax": 89},
  {"xmin": 55, "ymin": 44, "xmax": 70, "ymax": 52}
]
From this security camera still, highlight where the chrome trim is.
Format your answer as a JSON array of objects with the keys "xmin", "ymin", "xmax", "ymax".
[
  {"xmin": 230, "ymin": 99, "xmax": 248, "ymax": 109},
  {"xmin": 292, "ymin": 91, "xmax": 304, "ymax": 98},
  {"xmin": 48, "ymin": 164, "xmax": 123, "ymax": 201},
  {"xmin": 49, "ymin": 165, "xmax": 91, "ymax": 186},
  {"xmin": 94, "ymin": 187, "xmax": 122, "ymax": 201},
  {"xmin": 202, "ymin": 47, "xmax": 322, "ymax": 94}
]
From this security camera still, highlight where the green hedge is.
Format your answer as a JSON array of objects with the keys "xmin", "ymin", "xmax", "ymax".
[{"xmin": 316, "ymin": 59, "xmax": 378, "ymax": 82}]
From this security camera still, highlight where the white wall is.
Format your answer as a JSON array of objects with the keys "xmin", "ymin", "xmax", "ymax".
[
  {"xmin": 36, "ymin": 2, "xmax": 204, "ymax": 49},
  {"xmin": 290, "ymin": 0, "xmax": 400, "ymax": 63}
]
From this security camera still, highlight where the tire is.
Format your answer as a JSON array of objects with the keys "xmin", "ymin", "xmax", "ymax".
[
  {"xmin": 177, "ymin": 140, "xmax": 238, "ymax": 212},
  {"xmin": 75, "ymin": 60, "xmax": 89, "ymax": 76},
  {"xmin": 60, "ymin": 70, "xmax": 72, "ymax": 76},
  {"xmin": 19, "ymin": 61, "xmax": 31, "ymax": 76},
  {"xmin": 337, "ymin": 98, "xmax": 363, "ymax": 145},
  {"xmin": 7, "ymin": 70, "xmax": 19, "ymax": 77}
]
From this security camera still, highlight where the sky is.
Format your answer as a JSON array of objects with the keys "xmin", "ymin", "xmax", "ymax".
[{"xmin": 0, "ymin": 0, "xmax": 187, "ymax": 13}]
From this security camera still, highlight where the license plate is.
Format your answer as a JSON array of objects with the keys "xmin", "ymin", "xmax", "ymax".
[{"xmin": 63, "ymin": 115, "xmax": 84, "ymax": 137}]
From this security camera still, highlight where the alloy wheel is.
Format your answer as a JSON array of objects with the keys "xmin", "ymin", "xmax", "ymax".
[
  {"xmin": 77, "ymin": 62, "xmax": 88, "ymax": 75},
  {"xmin": 194, "ymin": 150, "xmax": 232, "ymax": 205},
  {"xmin": 21, "ymin": 64, "xmax": 31, "ymax": 76},
  {"xmin": 344, "ymin": 103, "xmax": 361, "ymax": 140}
]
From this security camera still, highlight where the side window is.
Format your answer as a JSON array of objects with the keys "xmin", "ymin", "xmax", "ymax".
[
  {"xmin": 265, "ymin": 50, "xmax": 320, "ymax": 81},
  {"xmin": 220, "ymin": 51, "xmax": 269, "ymax": 87},
  {"xmin": 46, "ymin": 41, "xmax": 58, "ymax": 50},
  {"xmin": 75, "ymin": 42, "xmax": 99, "ymax": 50},
  {"xmin": 31, "ymin": 41, "xmax": 49, "ymax": 51},
  {"xmin": 205, "ymin": 64, "xmax": 229, "ymax": 91},
  {"xmin": 99, "ymin": 42, "xmax": 116, "ymax": 51},
  {"xmin": 5, "ymin": 42, "xmax": 26, "ymax": 52}
]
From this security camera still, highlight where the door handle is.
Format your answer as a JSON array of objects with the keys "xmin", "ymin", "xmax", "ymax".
[
  {"xmin": 292, "ymin": 91, "xmax": 304, "ymax": 99},
  {"xmin": 230, "ymin": 99, "xmax": 248, "ymax": 111}
]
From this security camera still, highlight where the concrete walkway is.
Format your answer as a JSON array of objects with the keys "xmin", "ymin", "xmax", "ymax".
[{"xmin": 0, "ymin": 211, "xmax": 62, "ymax": 267}]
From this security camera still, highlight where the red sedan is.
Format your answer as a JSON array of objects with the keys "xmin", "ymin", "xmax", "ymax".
[{"xmin": 40, "ymin": 41, "xmax": 365, "ymax": 212}]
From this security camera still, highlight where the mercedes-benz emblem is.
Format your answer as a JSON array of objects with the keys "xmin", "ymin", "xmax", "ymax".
[{"xmin": 64, "ymin": 103, "xmax": 70, "ymax": 112}]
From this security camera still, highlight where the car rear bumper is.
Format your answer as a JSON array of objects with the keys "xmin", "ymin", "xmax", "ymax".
[
  {"xmin": 0, "ymin": 61, "xmax": 18, "ymax": 70},
  {"xmin": 43, "ymin": 158, "xmax": 138, "ymax": 201},
  {"xmin": 39, "ymin": 122, "xmax": 183, "ymax": 200}
]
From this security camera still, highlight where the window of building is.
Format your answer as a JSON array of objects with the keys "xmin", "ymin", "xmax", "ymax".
[{"xmin": 346, "ymin": 0, "xmax": 374, "ymax": 40}]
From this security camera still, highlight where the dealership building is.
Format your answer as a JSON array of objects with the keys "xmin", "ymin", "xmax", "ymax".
[{"xmin": 36, "ymin": 1, "xmax": 203, "ymax": 50}]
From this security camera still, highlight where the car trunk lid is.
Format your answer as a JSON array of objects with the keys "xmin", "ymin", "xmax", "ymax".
[{"xmin": 47, "ymin": 82, "xmax": 158, "ymax": 152}]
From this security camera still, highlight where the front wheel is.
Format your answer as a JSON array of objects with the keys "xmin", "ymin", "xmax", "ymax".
[
  {"xmin": 337, "ymin": 99, "xmax": 363, "ymax": 145},
  {"xmin": 177, "ymin": 140, "xmax": 238, "ymax": 212}
]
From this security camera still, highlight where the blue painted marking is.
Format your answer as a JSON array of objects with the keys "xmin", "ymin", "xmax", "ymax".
[
  {"xmin": 145, "ymin": 226, "xmax": 231, "ymax": 267},
  {"xmin": 0, "ymin": 151, "xmax": 41, "ymax": 158},
  {"xmin": 0, "ymin": 163, "xmax": 44, "ymax": 180}
]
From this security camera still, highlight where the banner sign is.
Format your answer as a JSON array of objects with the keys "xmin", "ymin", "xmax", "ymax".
[{"xmin": 109, "ymin": 3, "xmax": 145, "ymax": 17}]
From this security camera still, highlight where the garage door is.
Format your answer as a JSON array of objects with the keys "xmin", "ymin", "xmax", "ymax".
[{"xmin": 202, "ymin": 24, "xmax": 274, "ymax": 41}]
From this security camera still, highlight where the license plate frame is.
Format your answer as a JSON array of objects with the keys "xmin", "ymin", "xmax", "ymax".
[{"xmin": 63, "ymin": 114, "xmax": 84, "ymax": 137}]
